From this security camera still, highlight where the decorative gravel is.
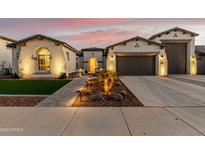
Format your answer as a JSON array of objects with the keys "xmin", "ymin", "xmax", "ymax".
[
  {"xmin": 72, "ymin": 79, "xmax": 144, "ymax": 107},
  {"xmin": 0, "ymin": 96, "xmax": 47, "ymax": 107}
]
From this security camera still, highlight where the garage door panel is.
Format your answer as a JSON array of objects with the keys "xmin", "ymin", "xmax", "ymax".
[
  {"xmin": 116, "ymin": 56, "xmax": 155, "ymax": 75},
  {"xmin": 164, "ymin": 43, "xmax": 187, "ymax": 74}
]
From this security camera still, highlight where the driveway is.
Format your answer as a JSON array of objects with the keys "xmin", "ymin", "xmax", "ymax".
[
  {"xmin": 169, "ymin": 75, "xmax": 205, "ymax": 87},
  {"xmin": 170, "ymin": 74, "xmax": 205, "ymax": 83},
  {"xmin": 120, "ymin": 76, "xmax": 205, "ymax": 106}
]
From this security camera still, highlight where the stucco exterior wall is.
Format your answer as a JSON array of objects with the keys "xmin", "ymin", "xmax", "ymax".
[
  {"xmin": 12, "ymin": 46, "xmax": 21, "ymax": 74},
  {"xmin": 106, "ymin": 39, "xmax": 167, "ymax": 76},
  {"xmin": 109, "ymin": 39, "xmax": 164, "ymax": 53},
  {"xmin": 151, "ymin": 30, "xmax": 197, "ymax": 74},
  {"xmin": 13, "ymin": 38, "xmax": 77, "ymax": 78},
  {"xmin": 78, "ymin": 56, "xmax": 83, "ymax": 69},
  {"xmin": 62, "ymin": 46, "xmax": 77, "ymax": 74},
  {"xmin": 0, "ymin": 38, "xmax": 13, "ymax": 70},
  {"xmin": 82, "ymin": 50, "xmax": 104, "ymax": 71}
]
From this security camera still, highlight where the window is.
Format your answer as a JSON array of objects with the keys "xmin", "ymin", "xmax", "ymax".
[
  {"xmin": 66, "ymin": 52, "xmax": 69, "ymax": 60},
  {"xmin": 38, "ymin": 48, "xmax": 51, "ymax": 71}
]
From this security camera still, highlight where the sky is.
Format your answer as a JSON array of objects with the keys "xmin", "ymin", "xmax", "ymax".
[{"xmin": 1, "ymin": 18, "xmax": 205, "ymax": 49}]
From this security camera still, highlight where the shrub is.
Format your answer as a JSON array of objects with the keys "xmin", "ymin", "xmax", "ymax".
[
  {"xmin": 58, "ymin": 72, "xmax": 67, "ymax": 79},
  {"xmin": 11, "ymin": 72, "xmax": 20, "ymax": 79},
  {"xmin": 97, "ymin": 70, "xmax": 118, "ymax": 93}
]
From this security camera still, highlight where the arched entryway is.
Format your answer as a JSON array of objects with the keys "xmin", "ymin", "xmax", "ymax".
[
  {"xmin": 88, "ymin": 58, "xmax": 98, "ymax": 73},
  {"xmin": 37, "ymin": 47, "xmax": 51, "ymax": 72}
]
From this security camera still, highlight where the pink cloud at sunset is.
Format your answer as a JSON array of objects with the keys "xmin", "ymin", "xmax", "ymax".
[
  {"xmin": 1, "ymin": 18, "xmax": 205, "ymax": 49},
  {"xmin": 57, "ymin": 28, "xmax": 136, "ymax": 48}
]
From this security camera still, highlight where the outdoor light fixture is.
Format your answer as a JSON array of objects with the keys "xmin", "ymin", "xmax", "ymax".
[
  {"xmin": 159, "ymin": 53, "xmax": 167, "ymax": 77},
  {"xmin": 190, "ymin": 54, "xmax": 197, "ymax": 75},
  {"xmin": 160, "ymin": 54, "xmax": 164, "ymax": 64}
]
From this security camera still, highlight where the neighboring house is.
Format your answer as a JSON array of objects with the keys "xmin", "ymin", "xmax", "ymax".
[
  {"xmin": 7, "ymin": 35, "xmax": 80, "ymax": 78},
  {"xmin": 106, "ymin": 27, "xmax": 199, "ymax": 76},
  {"xmin": 81, "ymin": 47, "xmax": 107, "ymax": 73},
  {"xmin": 195, "ymin": 45, "xmax": 205, "ymax": 74},
  {"xmin": 0, "ymin": 36, "xmax": 16, "ymax": 74}
]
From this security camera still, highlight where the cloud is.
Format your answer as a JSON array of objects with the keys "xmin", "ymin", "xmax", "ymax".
[
  {"xmin": 0, "ymin": 18, "xmax": 132, "ymax": 39},
  {"xmin": 0, "ymin": 18, "xmax": 205, "ymax": 48},
  {"xmin": 56, "ymin": 28, "xmax": 137, "ymax": 49}
]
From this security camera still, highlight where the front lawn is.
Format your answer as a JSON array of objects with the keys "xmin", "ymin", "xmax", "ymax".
[{"xmin": 0, "ymin": 80, "xmax": 71, "ymax": 95}]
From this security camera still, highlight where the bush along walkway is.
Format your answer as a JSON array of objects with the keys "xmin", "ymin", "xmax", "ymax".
[{"xmin": 37, "ymin": 76, "xmax": 88, "ymax": 107}]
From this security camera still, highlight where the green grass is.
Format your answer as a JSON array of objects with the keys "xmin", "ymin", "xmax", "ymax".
[{"xmin": 0, "ymin": 80, "xmax": 71, "ymax": 95}]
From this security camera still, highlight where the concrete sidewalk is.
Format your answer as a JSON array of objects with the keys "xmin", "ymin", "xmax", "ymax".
[
  {"xmin": 37, "ymin": 76, "xmax": 88, "ymax": 107},
  {"xmin": 0, "ymin": 107, "xmax": 204, "ymax": 136}
]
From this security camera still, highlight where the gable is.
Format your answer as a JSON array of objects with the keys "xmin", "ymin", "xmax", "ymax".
[
  {"xmin": 7, "ymin": 35, "xmax": 80, "ymax": 56},
  {"xmin": 153, "ymin": 30, "xmax": 194, "ymax": 41},
  {"xmin": 107, "ymin": 37, "xmax": 166, "ymax": 54},
  {"xmin": 150, "ymin": 27, "xmax": 199, "ymax": 41}
]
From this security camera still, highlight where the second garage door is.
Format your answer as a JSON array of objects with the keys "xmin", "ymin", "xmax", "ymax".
[
  {"xmin": 116, "ymin": 56, "xmax": 156, "ymax": 75},
  {"xmin": 164, "ymin": 43, "xmax": 187, "ymax": 74}
]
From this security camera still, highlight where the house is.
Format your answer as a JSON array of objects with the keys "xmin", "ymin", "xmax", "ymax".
[
  {"xmin": 80, "ymin": 47, "xmax": 107, "ymax": 73},
  {"xmin": 106, "ymin": 36, "xmax": 168, "ymax": 76},
  {"xmin": 106, "ymin": 27, "xmax": 199, "ymax": 76},
  {"xmin": 0, "ymin": 36, "xmax": 16, "ymax": 74},
  {"xmin": 2, "ymin": 27, "xmax": 201, "ymax": 78},
  {"xmin": 7, "ymin": 35, "xmax": 81, "ymax": 78}
]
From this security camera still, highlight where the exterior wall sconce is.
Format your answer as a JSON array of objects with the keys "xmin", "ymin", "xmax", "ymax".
[
  {"xmin": 160, "ymin": 54, "xmax": 164, "ymax": 64},
  {"xmin": 159, "ymin": 53, "xmax": 167, "ymax": 77},
  {"xmin": 31, "ymin": 54, "xmax": 37, "ymax": 60},
  {"xmin": 190, "ymin": 54, "xmax": 197, "ymax": 75},
  {"xmin": 192, "ymin": 55, "xmax": 196, "ymax": 59}
]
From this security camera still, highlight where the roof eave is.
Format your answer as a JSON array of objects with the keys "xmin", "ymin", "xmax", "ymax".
[
  {"xmin": 149, "ymin": 27, "xmax": 199, "ymax": 40},
  {"xmin": 0, "ymin": 36, "xmax": 16, "ymax": 42},
  {"xmin": 6, "ymin": 34, "xmax": 81, "ymax": 55},
  {"xmin": 106, "ymin": 36, "xmax": 168, "ymax": 50}
]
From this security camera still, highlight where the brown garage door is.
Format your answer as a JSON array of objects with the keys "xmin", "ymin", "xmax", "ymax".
[
  {"xmin": 116, "ymin": 56, "xmax": 156, "ymax": 75},
  {"xmin": 164, "ymin": 43, "xmax": 187, "ymax": 74}
]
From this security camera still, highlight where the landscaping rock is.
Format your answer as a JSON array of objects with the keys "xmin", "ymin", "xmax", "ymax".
[
  {"xmin": 121, "ymin": 90, "xmax": 127, "ymax": 97},
  {"xmin": 110, "ymin": 93, "xmax": 123, "ymax": 102},
  {"xmin": 91, "ymin": 93, "xmax": 105, "ymax": 101},
  {"xmin": 0, "ymin": 96, "xmax": 46, "ymax": 107},
  {"xmin": 115, "ymin": 81, "xmax": 122, "ymax": 86}
]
